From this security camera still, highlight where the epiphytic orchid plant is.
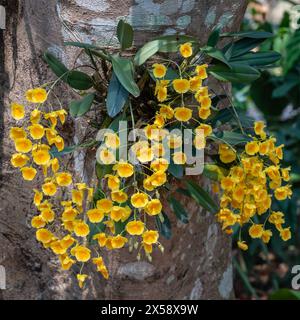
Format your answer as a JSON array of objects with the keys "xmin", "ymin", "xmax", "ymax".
[{"xmin": 9, "ymin": 20, "xmax": 291, "ymax": 288}]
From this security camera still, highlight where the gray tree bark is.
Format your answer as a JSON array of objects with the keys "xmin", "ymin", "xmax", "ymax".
[{"xmin": 0, "ymin": 0, "xmax": 247, "ymax": 300}]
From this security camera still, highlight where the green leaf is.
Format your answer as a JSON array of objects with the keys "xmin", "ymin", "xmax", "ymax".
[
  {"xmin": 175, "ymin": 187, "xmax": 191, "ymax": 198},
  {"xmin": 209, "ymin": 63, "xmax": 261, "ymax": 83},
  {"xmin": 95, "ymin": 163, "xmax": 113, "ymax": 180},
  {"xmin": 134, "ymin": 35, "xmax": 198, "ymax": 66},
  {"xmin": 202, "ymin": 46, "xmax": 231, "ymax": 68},
  {"xmin": 117, "ymin": 20, "xmax": 134, "ymax": 50},
  {"xmin": 106, "ymin": 72, "xmax": 129, "ymax": 117},
  {"xmin": 111, "ymin": 55, "xmax": 140, "ymax": 97},
  {"xmin": 207, "ymin": 28, "xmax": 220, "ymax": 47},
  {"xmin": 155, "ymin": 212, "xmax": 172, "ymax": 240},
  {"xmin": 211, "ymin": 94, "xmax": 227, "ymax": 107},
  {"xmin": 69, "ymin": 93, "xmax": 95, "ymax": 117},
  {"xmin": 163, "ymin": 67, "xmax": 179, "ymax": 80},
  {"xmin": 210, "ymin": 108, "xmax": 234, "ymax": 125},
  {"xmin": 50, "ymin": 145, "xmax": 77, "ymax": 158},
  {"xmin": 203, "ymin": 165, "xmax": 219, "ymax": 181},
  {"xmin": 223, "ymin": 42, "xmax": 235, "ymax": 60},
  {"xmin": 64, "ymin": 42, "xmax": 110, "ymax": 61},
  {"xmin": 221, "ymin": 31, "xmax": 274, "ymax": 39},
  {"xmin": 229, "ymin": 51, "xmax": 281, "ymax": 67},
  {"xmin": 214, "ymin": 131, "xmax": 251, "ymax": 145},
  {"xmin": 134, "ymin": 40, "xmax": 161, "ymax": 66},
  {"xmin": 285, "ymin": 30, "xmax": 300, "ymax": 72},
  {"xmin": 210, "ymin": 108, "xmax": 254, "ymax": 127},
  {"xmin": 114, "ymin": 220, "xmax": 127, "ymax": 235},
  {"xmin": 44, "ymin": 51, "xmax": 68, "ymax": 78},
  {"xmin": 203, "ymin": 164, "xmax": 227, "ymax": 181},
  {"xmin": 168, "ymin": 163, "xmax": 184, "ymax": 179},
  {"xmin": 93, "ymin": 187, "xmax": 105, "ymax": 203},
  {"xmin": 185, "ymin": 180, "xmax": 218, "ymax": 213},
  {"xmin": 269, "ymin": 289, "xmax": 300, "ymax": 300},
  {"xmin": 224, "ymin": 38, "xmax": 268, "ymax": 59},
  {"xmin": 44, "ymin": 52, "xmax": 94, "ymax": 90},
  {"xmin": 66, "ymin": 70, "xmax": 94, "ymax": 90},
  {"xmin": 272, "ymin": 78, "xmax": 300, "ymax": 98},
  {"xmin": 279, "ymin": 11, "xmax": 291, "ymax": 28},
  {"xmin": 87, "ymin": 220, "xmax": 106, "ymax": 244},
  {"xmin": 249, "ymin": 71, "xmax": 288, "ymax": 116},
  {"xmin": 168, "ymin": 196, "xmax": 189, "ymax": 224},
  {"xmin": 155, "ymin": 34, "xmax": 197, "ymax": 53},
  {"xmin": 149, "ymin": 67, "xmax": 179, "ymax": 82},
  {"xmin": 108, "ymin": 112, "xmax": 127, "ymax": 132}
]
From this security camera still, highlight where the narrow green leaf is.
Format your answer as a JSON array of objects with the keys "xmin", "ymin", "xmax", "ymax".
[
  {"xmin": 168, "ymin": 163, "xmax": 184, "ymax": 179},
  {"xmin": 168, "ymin": 196, "xmax": 189, "ymax": 224},
  {"xmin": 69, "ymin": 93, "xmax": 95, "ymax": 117},
  {"xmin": 203, "ymin": 165, "xmax": 219, "ymax": 181},
  {"xmin": 269, "ymin": 289, "xmax": 300, "ymax": 300},
  {"xmin": 154, "ymin": 34, "xmax": 198, "ymax": 43},
  {"xmin": 249, "ymin": 72, "xmax": 288, "ymax": 116},
  {"xmin": 134, "ymin": 40, "xmax": 161, "ymax": 66},
  {"xmin": 44, "ymin": 52, "xmax": 93, "ymax": 90},
  {"xmin": 285, "ymin": 30, "xmax": 300, "ymax": 72},
  {"xmin": 93, "ymin": 188, "xmax": 105, "ymax": 203},
  {"xmin": 185, "ymin": 180, "xmax": 218, "ymax": 213},
  {"xmin": 229, "ymin": 51, "xmax": 281, "ymax": 67},
  {"xmin": 211, "ymin": 131, "xmax": 251, "ymax": 145},
  {"xmin": 149, "ymin": 67, "xmax": 179, "ymax": 81},
  {"xmin": 210, "ymin": 108, "xmax": 254, "ymax": 127},
  {"xmin": 88, "ymin": 49, "xmax": 111, "ymax": 61},
  {"xmin": 111, "ymin": 55, "xmax": 140, "ymax": 97},
  {"xmin": 210, "ymin": 107, "xmax": 234, "ymax": 125},
  {"xmin": 66, "ymin": 70, "xmax": 94, "ymax": 90},
  {"xmin": 108, "ymin": 112, "xmax": 127, "ymax": 132},
  {"xmin": 203, "ymin": 164, "xmax": 227, "ymax": 181},
  {"xmin": 221, "ymin": 131, "xmax": 251, "ymax": 145},
  {"xmin": 95, "ymin": 163, "xmax": 113, "ymax": 180},
  {"xmin": 156, "ymin": 34, "xmax": 198, "ymax": 53},
  {"xmin": 50, "ymin": 145, "xmax": 77, "ymax": 158},
  {"xmin": 202, "ymin": 46, "xmax": 231, "ymax": 68},
  {"xmin": 221, "ymin": 31, "xmax": 274, "ymax": 39},
  {"xmin": 155, "ymin": 212, "xmax": 172, "ymax": 239},
  {"xmin": 207, "ymin": 28, "xmax": 220, "ymax": 47},
  {"xmin": 114, "ymin": 220, "xmax": 127, "ymax": 235},
  {"xmin": 224, "ymin": 42, "xmax": 235, "ymax": 60},
  {"xmin": 106, "ymin": 72, "xmax": 129, "ymax": 117},
  {"xmin": 175, "ymin": 187, "xmax": 191, "ymax": 198},
  {"xmin": 117, "ymin": 20, "xmax": 134, "ymax": 50},
  {"xmin": 44, "ymin": 51, "xmax": 68, "ymax": 78},
  {"xmin": 64, "ymin": 42, "xmax": 110, "ymax": 61},
  {"xmin": 272, "ymin": 79, "xmax": 300, "ymax": 98},
  {"xmin": 224, "ymin": 38, "xmax": 268, "ymax": 58},
  {"xmin": 233, "ymin": 258, "xmax": 258, "ymax": 298},
  {"xmin": 209, "ymin": 63, "xmax": 261, "ymax": 83},
  {"xmin": 211, "ymin": 95, "xmax": 227, "ymax": 107},
  {"xmin": 164, "ymin": 68, "xmax": 180, "ymax": 80},
  {"xmin": 87, "ymin": 220, "xmax": 106, "ymax": 244},
  {"xmin": 134, "ymin": 35, "xmax": 198, "ymax": 66}
]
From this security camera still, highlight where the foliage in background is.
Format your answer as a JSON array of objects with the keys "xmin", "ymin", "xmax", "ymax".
[{"xmin": 232, "ymin": 1, "xmax": 300, "ymax": 299}]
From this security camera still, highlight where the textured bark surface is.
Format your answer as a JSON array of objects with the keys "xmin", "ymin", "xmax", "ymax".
[{"xmin": 0, "ymin": 0, "xmax": 247, "ymax": 300}]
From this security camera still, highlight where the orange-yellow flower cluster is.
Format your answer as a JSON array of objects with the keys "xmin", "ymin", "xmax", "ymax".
[{"xmin": 217, "ymin": 121, "xmax": 292, "ymax": 250}]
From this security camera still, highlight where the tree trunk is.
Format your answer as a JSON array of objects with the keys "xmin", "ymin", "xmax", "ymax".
[{"xmin": 0, "ymin": 0, "xmax": 247, "ymax": 300}]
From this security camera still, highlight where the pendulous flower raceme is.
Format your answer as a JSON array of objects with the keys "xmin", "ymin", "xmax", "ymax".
[
  {"xmin": 217, "ymin": 123, "xmax": 292, "ymax": 250},
  {"xmin": 9, "ymin": 22, "xmax": 291, "ymax": 289}
]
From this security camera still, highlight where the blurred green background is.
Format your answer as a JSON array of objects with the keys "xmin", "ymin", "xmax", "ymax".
[{"xmin": 233, "ymin": 0, "xmax": 300, "ymax": 299}]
